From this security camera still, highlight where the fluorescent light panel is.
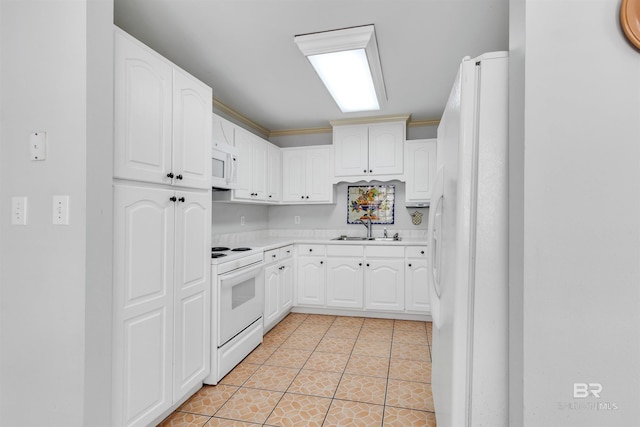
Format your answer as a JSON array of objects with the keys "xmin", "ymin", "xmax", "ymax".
[{"xmin": 294, "ymin": 25, "xmax": 386, "ymax": 113}]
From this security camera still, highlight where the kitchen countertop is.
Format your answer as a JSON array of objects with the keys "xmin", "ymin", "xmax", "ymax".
[{"xmin": 247, "ymin": 237, "xmax": 428, "ymax": 252}]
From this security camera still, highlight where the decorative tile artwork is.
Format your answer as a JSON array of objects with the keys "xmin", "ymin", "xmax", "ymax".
[{"xmin": 347, "ymin": 185, "xmax": 395, "ymax": 224}]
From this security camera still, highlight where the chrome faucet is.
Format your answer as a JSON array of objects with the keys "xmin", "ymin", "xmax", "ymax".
[{"xmin": 358, "ymin": 217, "xmax": 373, "ymax": 239}]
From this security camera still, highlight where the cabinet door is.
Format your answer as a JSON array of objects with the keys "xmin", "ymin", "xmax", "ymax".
[
  {"xmin": 172, "ymin": 69, "xmax": 212, "ymax": 190},
  {"xmin": 280, "ymin": 259, "xmax": 294, "ymax": 312},
  {"xmin": 252, "ymin": 139, "xmax": 267, "ymax": 200},
  {"xmin": 405, "ymin": 259, "xmax": 430, "ymax": 313},
  {"xmin": 368, "ymin": 122, "xmax": 404, "ymax": 175},
  {"xmin": 173, "ymin": 191, "xmax": 211, "ymax": 400},
  {"xmin": 405, "ymin": 139, "xmax": 437, "ymax": 204},
  {"xmin": 232, "ymin": 128, "xmax": 255, "ymax": 200},
  {"xmin": 297, "ymin": 256, "xmax": 326, "ymax": 306},
  {"xmin": 333, "ymin": 125, "xmax": 369, "ymax": 176},
  {"xmin": 326, "ymin": 258, "xmax": 364, "ymax": 308},
  {"xmin": 113, "ymin": 185, "xmax": 175, "ymax": 427},
  {"xmin": 306, "ymin": 147, "xmax": 333, "ymax": 202},
  {"xmin": 267, "ymin": 143, "xmax": 282, "ymax": 202},
  {"xmin": 282, "ymin": 149, "xmax": 306, "ymax": 202},
  {"xmin": 365, "ymin": 259, "xmax": 405, "ymax": 311},
  {"xmin": 264, "ymin": 263, "xmax": 281, "ymax": 331},
  {"xmin": 212, "ymin": 113, "xmax": 235, "ymax": 148},
  {"xmin": 114, "ymin": 31, "xmax": 173, "ymax": 185}
]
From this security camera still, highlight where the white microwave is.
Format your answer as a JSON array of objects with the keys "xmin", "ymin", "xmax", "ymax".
[{"xmin": 212, "ymin": 143, "xmax": 239, "ymax": 189}]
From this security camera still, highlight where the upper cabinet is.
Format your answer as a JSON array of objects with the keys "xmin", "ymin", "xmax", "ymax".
[
  {"xmin": 282, "ymin": 146, "xmax": 334, "ymax": 204},
  {"xmin": 332, "ymin": 118, "xmax": 407, "ymax": 183},
  {"xmin": 212, "ymin": 113, "xmax": 236, "ymax": 148},
  {"xmin": 233, "ymin": 127, "xmax": 268, "ymax": 201},
  {"xmin": 404, "ymin": 139, "xmax": 437, "ymax": 207},
  {"xmin": 114, "ymin": 29, "xmax": 212, "ymax": 190}
]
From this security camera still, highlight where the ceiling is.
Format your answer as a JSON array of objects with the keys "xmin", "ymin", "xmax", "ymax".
[{"xmin": 114, "ymin": 0, "xmax": 509, "ymax": 135}]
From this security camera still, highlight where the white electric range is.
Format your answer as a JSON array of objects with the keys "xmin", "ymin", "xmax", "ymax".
[{"xmin": 204, "ymin": 246, "xmax": 265, "ymax": 385}]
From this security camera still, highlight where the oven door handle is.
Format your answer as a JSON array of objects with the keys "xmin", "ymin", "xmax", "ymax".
[{"xmin": 220, "ymin": 262, "xmax": 264, "ymax": 288}]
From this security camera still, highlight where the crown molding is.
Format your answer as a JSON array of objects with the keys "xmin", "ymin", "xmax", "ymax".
[
  {"xmin": 408, "ymin": 118, "xmax": 440, "ymax": 127},
  {"xmin": 329, "ymin": 114, "xmax": 411, "ymax": 127},
  {"xmin": 269, "ymin": 127, "xmax": 333, "ymax": 138},
  {"xmin": 212, "ymin": 99, "xmax": 439, "ymax": 138},
  {"xmin": 213, "ymin": 97, "xmax": 271, "ymax": 138}
]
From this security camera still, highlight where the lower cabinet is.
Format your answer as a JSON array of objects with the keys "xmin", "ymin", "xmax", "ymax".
[
  {"xmin": 264, "ymin": 245, "xmax": 294, "ymax": 332},
  {"xmin": 364, "ymin": 247, "xmax": 405, "ymax": 311},
  {"xmin": 326, "ymin": 257, "xmax": 364, "ymax": 309},
  {"xmin": 405, "ymin": 246, "xmax": 430, "ymax": 313},
  {"xmin": 296, "ymin": 245, "xmax": 326, "ymax": 306},
  {"xmin": 112, "ymin": 184, "xmax": 211, "ymax": 427}
]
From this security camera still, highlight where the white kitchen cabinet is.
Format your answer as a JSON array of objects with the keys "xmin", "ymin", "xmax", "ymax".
[
  {"xmin": 405, "ymin": 246, "xmax": 430, "ymax": 313},
  {"xmin": 364, "ymin": 246, "xmax": 405, "ymax": 311},
  {"xmin": 233, "ymin": 127, "xmax": 267, "ymax": 201},
  {"xmin": 212, "ymin": 113, "xmax": 236, "ymax": 148},
  {"xmin": 326, "ymin": 245, "xmax": 364, "ymax": 309},
  {"xmin": 114, "ymin": 29, "xmax": 211, "ymax": 190},
  {"xmin": 113, "ymin": 184, "xmax": 210, "ymax": 427},
  {"xmin": 296, "ymin": 245, "xmax": 326, "ymax": 306},
  {"xmin": 263, "ymin": 246, "xmax": 294, "ymax": 331},
  {"xmin": 282, "ymin": 146, "xmax": 333, "ymax": 203},
  {"xmin": 405, "ymin": 139, "xmax": 437, "ymax": 206},
  {"xmin": 267, "ymin": 144, "xmax": 282, "ymax": 202},
  {"xmin": 332, "ymin": 120, "xmax": 406, "ymax": 182}
]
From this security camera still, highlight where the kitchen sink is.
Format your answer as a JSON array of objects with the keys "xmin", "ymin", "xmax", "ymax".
[{"xmin": 331, "ymin": 236, "xmax": 402, "ymax": 241}]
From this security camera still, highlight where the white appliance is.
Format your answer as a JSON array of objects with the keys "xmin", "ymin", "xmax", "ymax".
[
  {"xmin": 204, "ymin": 247, "xmax": 264, "ymax": 385},
  {"xmin": 427, "ymin": 52, "xmax": 509, "ymax": 427},
  {"xmin": 212, "ymin": 143, "xmax": 239, "ymax": 190}
]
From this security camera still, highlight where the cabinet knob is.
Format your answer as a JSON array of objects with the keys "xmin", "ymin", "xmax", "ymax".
[
  {"xmin": 166, "ymin": 172, "xmax": 174, "ymax": 178},
  {"xmin": 408, "ymin": 263, "xmax": 412, "ymax": 267},
  {"xmin": 301, "ymin": 196, "xmax": 304, "ymax": 199},
  {"xmin": 176, "ymin": 174, "xmax": 183, "ymax": 180},
  {"xmin": 320, "ymin": 261, "xmax": 324, "ymax": 265},
  {"xmin": 169, "ymin": 196, "xmax": 177, "ymax": 202},
  {"xmin": 309, "ymin": 249, "xmax": 313, "ymax": 252},
  {"xmin": 269, "ymin": 195, "xmax": 272, "ymax": 198},
  {"xmin": 358, "ymin": 262, "xmax": 362, "ymax": 266},
  {"xmin": 272, "ymin": 254, "xmax": 277, "ymax": 258},
  {"xmin": 366, "ymin": 263, "xmax": 370, "ymax": 267},
  {"xmin": 369, "ymin": 169, "xmax": 373, "ymax": 173},
  {"xmin": 305, "ymin": 196, "xmax": 309, "ymax": 199},
  {"xmin": 363, "ymin": 169, "xmax": 367, "ymax": 173},
  {"xmin": 178, "ymin": 197, "xmax": 185, "ymax": 202},
  {"xmin": 421, "ymin": 250, "xmax": 425, "ymax": 255}
]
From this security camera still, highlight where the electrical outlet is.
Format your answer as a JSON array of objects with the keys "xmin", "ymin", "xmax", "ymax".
[
  {"xmin": 294, "ymin": 215, "xmax": 301, "ymax": 225},
  {"xmin": 53, "ymin": 195, "xmax": 69, "ymax": 225},
  {"xmin": 240, "ymin": 215, "xmax": 245, "ymax": 226},
  {"xmin": 11, "ymin": 196, "xmax": 27, "ymax": 225}
]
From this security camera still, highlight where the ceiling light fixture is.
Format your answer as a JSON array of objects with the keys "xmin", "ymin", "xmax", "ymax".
[{"xmin": 294, "ymin": 25, "xmax": 387, "ymax": 113}]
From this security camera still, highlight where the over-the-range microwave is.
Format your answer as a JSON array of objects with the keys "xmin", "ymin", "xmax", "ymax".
[{"xmin": 212, "ymin": 143, "xmax": 239, "ymax": 190}]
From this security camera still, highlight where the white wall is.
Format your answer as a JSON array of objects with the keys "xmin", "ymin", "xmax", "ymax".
[
  {"xmin": 511, "ymin": 1, "xmax": 640, "ymax": 425},
  {"xmin": 0, "ymin": 1, "xmax": 113, "ymax": 425}
]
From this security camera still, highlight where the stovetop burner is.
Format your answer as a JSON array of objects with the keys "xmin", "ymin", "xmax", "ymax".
[
  {"xmin": 212, "ymin": 246, "xmax": 230, "ymax": 252},
  {"xmin": 211, "ymin": 253, "xmax": 228, "ymax": 259},
  {"xmin": 231, "ymin": 247, "xmax": 252, "ymax": 252}
]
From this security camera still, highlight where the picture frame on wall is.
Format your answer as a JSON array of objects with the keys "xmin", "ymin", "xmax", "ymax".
[{"xmin": 347, "ymin": 185, "xmax": 395, "ymax": 224}]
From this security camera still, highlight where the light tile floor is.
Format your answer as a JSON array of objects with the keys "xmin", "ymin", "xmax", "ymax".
[{"xmin": 158, "ymin": 314, "xmax": 436, "ymax": 427}]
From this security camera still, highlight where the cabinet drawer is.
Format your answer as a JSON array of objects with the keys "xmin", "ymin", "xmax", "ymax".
[
  {"xmin": 327, "ymin": 245, "xmax": 364, "ymax": 257},
  {"xmin": 279, "ymin": 245, "xmax": 294, "ymax": 259},
  {"xmin": 366, "ymin": 246, "xmax": 404, "ymax": 258},
  {"xmin": 298, "ymin": 244, "xmax": 326, "ymax": 256},
  {"xmin": 406, "ymin": 246, "xmax": 428, "ymax": 259},
  {"xmin": 265, "ymin": 248, "xmax": 280, "ymax": 264}
]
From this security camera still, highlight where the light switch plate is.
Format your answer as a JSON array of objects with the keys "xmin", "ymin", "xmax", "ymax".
[
  {"xmin": 11, "ymin": 196, "xmax": 27, "ymax": 225},
  {"xmin": 30, "ymin": 132, "xmax": 47, "ymax": 161},
  {"xmin": 53, "ymin": 195, "xmax": 69, "ymax": 225}
]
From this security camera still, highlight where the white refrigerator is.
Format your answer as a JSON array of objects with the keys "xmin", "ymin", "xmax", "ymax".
[{"xmin": 427, "ymin": 52, "xmax": 509, "ymax": 427}]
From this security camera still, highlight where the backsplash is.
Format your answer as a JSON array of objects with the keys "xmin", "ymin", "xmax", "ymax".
[{"xmin": 211, "ymin": 181, "xmax": 429, "ymax": 244}]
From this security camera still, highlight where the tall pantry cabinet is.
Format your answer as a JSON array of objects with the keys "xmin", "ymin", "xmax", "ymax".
[{"xmin": 113, "ymin": 28, "xmax": 212, "ymax": 427}]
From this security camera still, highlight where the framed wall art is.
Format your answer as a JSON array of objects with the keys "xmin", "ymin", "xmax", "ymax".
[{"xmin": 347, "ymin": 185, "xmax": 395, "ymax": 224}]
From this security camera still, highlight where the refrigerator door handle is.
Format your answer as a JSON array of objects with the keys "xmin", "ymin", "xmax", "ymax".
[{"xmin": 428, "ymin": 166, "xmax": 445, "ymax": 299}]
